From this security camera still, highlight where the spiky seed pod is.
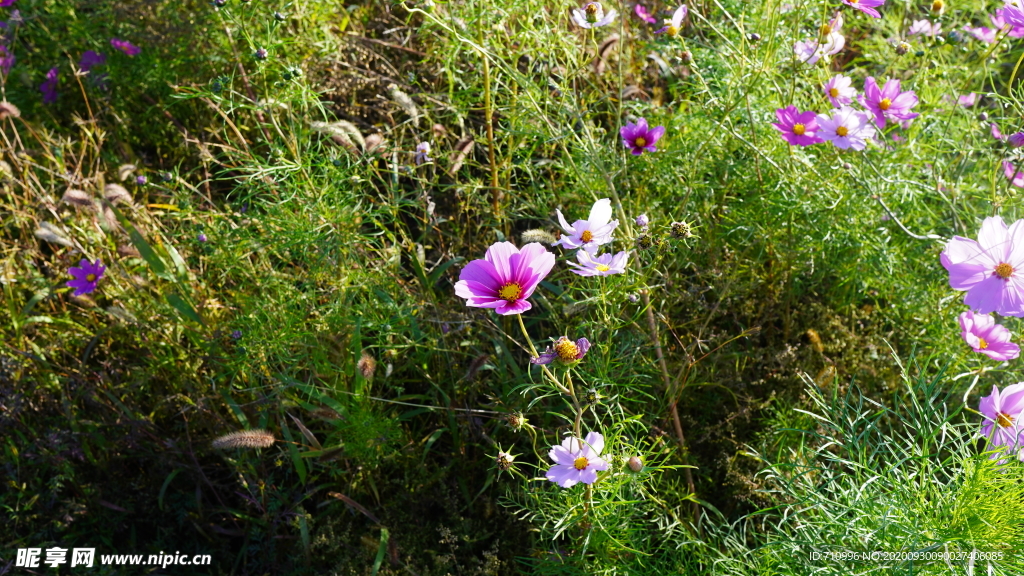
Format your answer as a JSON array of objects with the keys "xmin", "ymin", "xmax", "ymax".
[
  {"xmin": 62, "ymin": 189, "xmax": 94, "ymax": 208},
  {"xmin": 584, "ymin": 388, "xmax": 601, "ymax": 406},
  {"xmin": 506, "ymin": 411, "xmax": 528, "ymax": 432},
  {"xmin": 521, "ymin": 229, "xmax": 556, "ymax": 245},
  {"xmin": 496, "ymin": 451, "xmax": 515, "ymax": 471},
  {"xmin": 212, "ymin": 429, "xmax": 276, "ymax": 450},
  {"xmin": 358, "ymin": 353, "xmax": 376, "ymax": 379},
  {"xmin": 627, "ymin": 455, "xmax": 643, "ymax": 472},
  {"xmin": 670, "ymin": 221, "xmax": 693, "ymax": 239},
  {"xmin": 636, "ymin": 234, "xmax": 660, "ymax": 250}
]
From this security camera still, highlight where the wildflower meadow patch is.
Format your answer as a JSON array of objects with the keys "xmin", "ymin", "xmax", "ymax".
[{"xmin": 6, "ymin": 0, "xmax": 1024, "ymax": 574}]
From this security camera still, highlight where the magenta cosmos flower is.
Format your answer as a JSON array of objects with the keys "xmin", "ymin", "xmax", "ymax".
[
  {"xmin": 67, "ymin": 259, "xmax": 105, "ymax": 296},
  {"xmin": 620, "ymin": 118, "xmax": 665, "ymax": 155},
  {"xmin": 959, "ymin": 310, "xmax": 1020, "ymax": 361},
  {"xmin": 841, "ymin": 0, "xmax": 885, "ymax": 18},
  {"xmin": 858, "ymin": 77, "xmax": 919, "ymax": 128},
  {"xmin": 634, "ymin": 3, "xmax": 657, "ymax": 24},
  {"xmin": 1005, "ymin": 160, "xmax": 1024, "ymax": 188},
  {"xmin": 531, "ymin": 336, "xmax": 591, "ymax": 365},
  {"xmin": 655, "ymin": 5, "xmax": 687, "ymax": 37},
  {"xmin": 546, "ymin": 431, "xmax": 610, "ymax": 488},
  {"xmin": 454, "ymin": 241, "xmax": 555, "ymax": 315},
  {"xmin": 110, "ymin": 38, "xmax": 141, "ymax": 56},
  {"xmin": 815, "ymin": 106, "xmax": 875, "ymax": 150},
  {"xmin": 823, "ymin": 74, "xmax": 856, "ymax": 108},
  {"xmin": 979, "ymin": 383, "xmax": 1024, "ymax": 451},
  {"xmin": 553, "ymin": 198, "xmax": 619, "ymax": 252},
  {"xmin": 568, "ymin": 249, "xmax": 628, "ymax": 276},
  {"xmin": 772, "ymin": 106, "xmax": 823, "ymax": 146},
  {"xmin": 994, "ymin": 8, "xmax": 1024, "ymax": 38},
  {"xmin": 1009, "ymin": 133, "xmax": 1024, "ymax": 148},
  {"xmin": 572, "ymin": 2, "xmax": 617, "ymax": 28},
  {"xmin": 941, "ymin": 216, "xmax": 1024, "ymax": 316}
]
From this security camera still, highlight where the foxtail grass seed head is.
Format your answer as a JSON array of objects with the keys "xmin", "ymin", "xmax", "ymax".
[
  {"xmin": 521, "ymin": 229, "xmax": 557, "ymax": 245},
  {"xmin": 0, "ymin": 100, "xmax": 20, "ymax": 119},
  {"xmin": 627, "ymin": 455, "xmax": 644, "ymax": 472},
  {"xmin": 358, "ymin": 353, "xmax": 377, "ymax": 379},
  {"xmin": 212, "ymin": 429, "xmax": 276, "ymax": 450}
]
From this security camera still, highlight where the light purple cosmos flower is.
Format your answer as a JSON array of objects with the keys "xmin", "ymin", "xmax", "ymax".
[
  {"xmin": 79, "ymin": 50, "xmax": 106, "ymax": 72},
  {"xmin": 414, "ymin": 141, "xmax": 431, "ymax": 165},
  {"xmin": 941, "ymin": 216, "xmax": 1024, "ymax": 316},
  {"xmin": 958, "ymin": 93, "xmax": 979, "ymax": 107},
  {"xmin": 1009, "ymin": 132, "xmax": 1024, "ymax": 147},
  {"xmin": 1002, "ymin": 2, "xmax": 1024, "ymax": 30},
  {"xmin": 1005, "ymin": 161, "xmax": 1024, "ymax": 188},
  {"xmin": 993, "ymin": 123, "xmax": 1005, "ymax": 141},
  {"xmin": 823, "ymin": 74, "xmax": 856, "ymax": 108},
  {"xmin": 994, "ymin": 8, "xmax": 1024, "ymax": 38},
  {"xmin": 772, "ymin": 105, "xmax": 823, "ymax": 146},
  {"xmin": 964, "ymin": 24, "xmax": 997, "ymax": 44},
  {"xmin": 634, "ymin": 3, "xmax": 657, "ymax": 24},
  {"xmin": 793, "ymin": 40, "xmax": 824, "ymax": 65},
  {"xmin": 979, "ymin": 383, "xmax": 1024, "ymax": 452},
  {"xmin": 620, "ymin": 118, "xmax": 665, "ymax": 155},
  {"xmin": 959, "ymin": 310, "xmax": 1020, "ymax": 361},
  {"xmin": 655, "ymin": 5, "xmax": 688, "ymax": 37},
  {"xmin": 454, "ymin": 241, "xmax": 555, "ymax": 315},
  {"xmin": 567, "ymin": 249, "xmax": 629, "ymax": 276},
  {"xmin": 553, "ymin": 198, "xmax": 619, "ymax": 252},
  {"xmin": 110, "ymin": 38, "xmax": 141, "ymax": 57},
  {"xmin": 858, "ymin": 77, "xmax": 919, "ymax": 128},
  {"xmin": 545, "ymin": 431, "xmax": 610, "ymax": 488},
  {"xmin": 66, "ymin": 259, "xmax": 105, "ymax": 296},
  {"xmin": 531, "ymin": 336, "xmax": 591, "ymax": 365},
  {"xmin": 908, "ymin": 19, "xmax": 941, "ymax": 37},
  {"xmin": 635, "ymin": 214, "xmax": 649, "ymax": 227},
  {"xmin": 40, "ymin": 67, "xmax": 58, "ymax": 104},
  {"xmin": 571, "ymin": 2, "xmax": 617, "ymax": 28},
  {"xmin": 841, "ymin": 0, "xmax": 885, "ymax": 19},
  {"xmin": 815, "ymin": 106, "xmax": 876, "ymax": 150}
]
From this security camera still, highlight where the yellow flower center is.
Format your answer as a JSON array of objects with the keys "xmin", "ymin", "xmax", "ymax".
[
  {"xmin": 580, "ymin": 230, "xmax": 593, "ymax": 243},
  {"xmin": 996, "ymin": 262, "xmax": 1015, "ymax": 279},
  {"xmin": 849, "ymin": 0, "xmax": 858, "ymax": 3},
  {"xmin": 498, "ymin": 283, "xmax": 522, "ymax": 302},
  {"xmin": 836, "ymin": 126, "xmax": 849, "ymax": 137},
  {"xmin": 792, "ymin": 123, "xmax": 806, "ymax": 136},
  {"xmin": 595, "ymin": 264, "xmax": 610, "ymax": 272},
  {"xmin": 574, "ymin": 456, "xmax": 589, "ymax": 470},
  {"xmin": 555, "ymin": 339, "xmax": 580, "ymax": 362},
  {"xmin": 585, "ymin": 3, "xmax": 598, "ymax": 14},
  {"xmin": 998, "ymin": 411, "xmax": 1014, "ymax": 428},
  {"xmin": 932, "ymin": 0, "xmax": 944, "ymax": 11},
  {"xmin": 820, "ymin": 24, "xmax": 832, "ymax": 35},
  {"xmin": 879, "ymin": 98, "xmax": 892, "ymax": 111},
  {"xmin": 585, "ymin": 3, "xmax": 599, "ymax": 21},
  {"xmin": 978, "ymin": 338, "xmax": 989, "ymax": 350},
  {"xmin": 635, "ymin": 136, "xmax": 647, "ymax": 147},
  {"xmin": 666, "ymin": 25, "xmax": 680, "ymax": 37},
  {"xmin": 829, "ymin": 87, "xmax": 839, "ymax": 97},
  {"xmin": 85, "ymin": 274, "xmax": 96, "ymax": 282}
]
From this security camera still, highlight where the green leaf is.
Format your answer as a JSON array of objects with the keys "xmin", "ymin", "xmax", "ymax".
[
  {"xmin": 158, "ymin": 469, "xmax": 183, "ymax": 511},
  {"xmin": 166, "ymin": 293, "xmax": 205, "ymax": 326},
  {"xmin": 371, "ymin": 528, "xmax": 389, "ymax": 576}
]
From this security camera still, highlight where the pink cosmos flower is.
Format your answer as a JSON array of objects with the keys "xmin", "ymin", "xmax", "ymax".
[
  {"xmin": 908, "ymin": 19, "xmax": 941, "ymax": 36},
  {"xmin": 994, "ymin": 8, "xmax": 1024, "ymax": 38},
  {"xmin": 0, "ymin": 0, "xmax": 15, "ymax": 6},
  {"xmin": 545, "ymin": 431, "xmax": 610, "ymax": 488},
  {"xmin": 620, "ymin": 118, "xmax": 665, "ymax": 155},
  {"xmin": 823, "ymin": 74, "xmax": 856, "ymax": 108},
  {"xmin": 958, "ymin": 93, "xmax": 979, "ymax": 107},
  {"xmin": 959, "ymin": 310, "xmax": 1020, "ymax": 361},
  {"xmin": 858, "ymin": 77, "xmax": 919, "ymax": 129},
  {"xmin": 979, "ymin": 383, "xmax": 1024, "ymax": 451},
  {"xmin": 567, "ymin": 249, "xmax": 629, "ymax": 276},
  {"xmin": 110, "ymin": 38, "xmax": 140, "ymax": 56},
  {"xmin": 772, "ymin": 105, "xmax": 823, "ymax": 146},
  {"xmin": 815, "ymin": 106, "xmax": 876, "ymax": 150},
  {"xmin": 1005, "ymin": 161, "xmax": 1024, "ymax": 188},
  {"xmin": 841, "ymin": 0, "xmax": 885, "ymax": 19},
  {"xmin": 1009, "ymin": 132, "xmax": 1024, "ymax": 147},
  {"xmin": 655, "ymin": 5, "xmax": 688, "ymax": 37},
  {"xmin": 634, "ymin": 3, "xmax": 657, "ymax": 24},
  {"xmin": 793, "ymin": 39, "xmax": 823, "ymax": 65},
  {"xmin": 553, "ymin": 198, "xmax": 619, "ymax": 252},
  {"xmin": 964, "ymin": 24, "xmax": 997, "ymax": 44},
  {"xmin": 531, "ymin": 336, "xmax": 591, "ymax": 365},
  {"xmin": 454, "ymin": 241, "xmax": 555, "ymax": 315},
  {"xmin": 941, "ymin": 216, "xmax": 1024, "ymax": 316},
  {"xmin": 1001, "ymin": 3, "xmax": 1024, "ymax": 30},
  {"xmin": 992, "ymin": 123, "xmax": 1005, "ymax": 140}
]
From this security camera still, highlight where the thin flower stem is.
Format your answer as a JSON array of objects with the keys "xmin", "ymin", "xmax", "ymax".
[{"xmin": 515, "ymin": 314, "xmax": 572, "ymax": 395}]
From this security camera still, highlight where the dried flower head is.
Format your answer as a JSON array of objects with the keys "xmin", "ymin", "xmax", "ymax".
[
  {"xmin": 583, "ymin": 388, "xmax": 602, "ymax": 406},
  {"xmin": 212, "ymin": 429, "xmax": 276, "ymax": 450},
  {"xmin": 670, "ymin": 221, "xmax": 694, "ymax": 239},
  {"xmin": 358, "ymin": 352, "xmax": 377, "ymax": 379},
  {"xmin": 496, "ymin": 450, "xmax": 516, "ymax": 471},
  {"xmin": 506, "ymin": 411, "xmax": 528, "ymax": 432},
  {"xmin": 636, "ymin": 234, "xmax": 660, "ymax": 250}
]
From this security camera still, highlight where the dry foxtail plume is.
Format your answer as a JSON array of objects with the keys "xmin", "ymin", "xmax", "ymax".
[{"xmin": 212, "ymin": 429, "xmax": 276, "ymax": 450}]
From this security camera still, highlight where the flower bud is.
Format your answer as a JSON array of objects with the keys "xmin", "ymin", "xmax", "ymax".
[
  {"xmin": 894, "ymin": 41, "xmax": 910, "ymax": 56},
  {"xmin": 627, "ymin": 456, "xmax": 643, "ymax": 472},
  {"xmin": 635, "ymin": 214, "xmax": 649, "ymax": 227}
]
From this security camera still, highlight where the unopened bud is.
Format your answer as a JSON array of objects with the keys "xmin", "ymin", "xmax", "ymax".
[{"xmin": 627, "ymin": 456, "xmax": 643, "ymax": 472}]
